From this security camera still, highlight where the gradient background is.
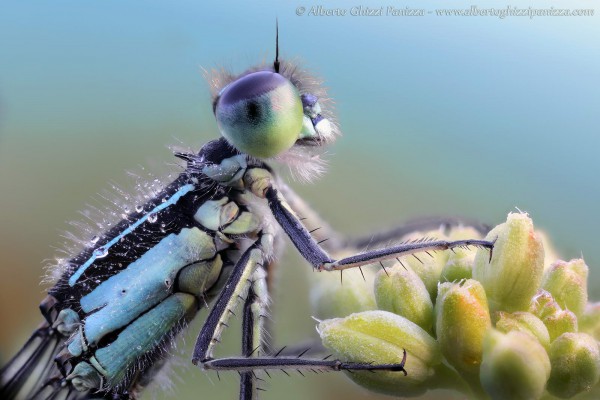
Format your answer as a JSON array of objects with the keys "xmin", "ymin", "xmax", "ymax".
[{"xmin": 0, "ymin": 1, "xmax": 598, "ymax": 399}]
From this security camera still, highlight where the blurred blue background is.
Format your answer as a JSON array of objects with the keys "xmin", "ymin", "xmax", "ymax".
[{"xmin": 0, "ymin": 1, "xmax": 598, "ymax": 399}]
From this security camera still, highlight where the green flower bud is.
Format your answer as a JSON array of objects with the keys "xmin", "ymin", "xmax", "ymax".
[
  {"xmin": 435, "ymin": 280, "xmax": 491, "ymax": 376},
  {"xmin": 473, "ymin": 212, "xmax": 544, "ymax": 312},
  {"xmin": 440, "ymin": 252, "xmax": 473, "ymax": 283},
  {"xmin": 580, "ymin": 302, "xmax": 600, "ymax": 340},
  {"xmin": 494, "ymin": 311, "xmax": 550, "ymax": 349},
  {"xmin": 530, "ymin": 290, "xmax": 578, "ymax": 342},
  {"xmin": 544, "ymin": 309, "xmax": 579, "ymax": 343},
  {"xmin": 374, "ymin": 265, "xmax": 434, "ymax": 332},
  {"xmin": 480, "ymin": 330, "xmax": 550, "ymax": 400},
  {"xmin": 530, "ymin": 289, "xmax": 561, "ymax": 319},
  {"xmin": 318, "ymin": 310, "xmax": 441, "ymax": 397},
  {"xmin": 310, "ymin": 265, "xmax": 377, "ymax": 319},
  {"xmin": 440, "ymin": 226, "xmax": 482, "ymax": 282},
  {"xmin": 400, "ymin": 228, "xmax": 450, "ymax": 300},
  {"xmin": 547, "ymin": 332, "xmax": 600, "ymax": 398},
  {"xmin": 542, "ymin": 258, "xmax": 588, "ymax": 317}
]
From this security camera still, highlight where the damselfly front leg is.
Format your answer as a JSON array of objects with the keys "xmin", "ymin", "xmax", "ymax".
[{"xmin": 266, "ymin": 186, "xmax": 494, "ymax": 273}]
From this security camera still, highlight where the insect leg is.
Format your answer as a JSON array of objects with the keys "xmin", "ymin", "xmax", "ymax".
[
  {"xmin": 276, "ymin": 181, "xmax": 344, "ymax": 252},
  {"xmin": 192, "ymin": 232, "xmax": 269, "ymax": 364},
  {"xmin": 240, "ymin": 266, "xmax": 269, "ymax": 400},
  {"xmin": 347, "ymin": 216, "xmax": 490, "ymax": 249},
  {"xmin": 265, "ymin": 186, "xmax": 494, "ymax": 273},
  {"xmin": 240, "ymin": 285, "xmax": 257, "ymax": 400},
  {"xmin": 201, "ymin": 353, "xmax": 407, "ymax": 374},
  {"xmin": 191, "ymin": 233, "xmax": 405, "ymax": 386}
]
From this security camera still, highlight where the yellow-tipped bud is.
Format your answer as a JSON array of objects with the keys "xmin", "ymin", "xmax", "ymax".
[
  {"xmin": 473, "ymin": 212, "xmax": 544, "ymax": 312},
  {"xmin": 480, "ymin": 330, "xmax": 550, "ymax": 400},
  {"xmin": 544, "ymin": 309, "xmax": 579, "ymax": 343},
  {"xmin": 318, "ymin": 310, "xmax": 441, "ymax": 397},
  {"xmin": 374, "ymin": 265, "xmax": 434, "ymax": 332},
  {"xmin": 530, "ymin": 290, "xmax": 578, "ymax": 342},
  {"xmin": 435, "ymin": 280, "xmax": 491, "ymax": 376},
  {"xmin": 494, "ymin": 311, "xmax": 550, "ymax": 349},
  {"xmin": 542, "ymin": 258, "xmax": 588, "ymax": 317},
  {"xmin": 530, "ymin": 289, "xmax": 561, "ymax": 319},
  {"xmin": 547, "ymin": 332, "xmax": 600, "ymax": 398}
]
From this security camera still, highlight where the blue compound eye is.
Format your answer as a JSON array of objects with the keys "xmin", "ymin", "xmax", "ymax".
[{"xmin": 215, "ymin": 71, "xmax": 304, "ymax": 159}]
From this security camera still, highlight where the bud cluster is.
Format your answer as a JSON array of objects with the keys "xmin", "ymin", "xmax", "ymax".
[{"xmin": 313, "ymin": 213, "xmax": 600, "ymax": 399}]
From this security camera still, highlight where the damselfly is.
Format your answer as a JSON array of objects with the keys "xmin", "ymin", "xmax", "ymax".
[{"xmin": 0, "ymin": 29, "xmax": 493, "ymax": 400}]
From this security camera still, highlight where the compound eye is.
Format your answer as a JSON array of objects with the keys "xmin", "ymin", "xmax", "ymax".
[{"xmin": 215, "ymin": 71, "xmax": 303, "ymax": 159}]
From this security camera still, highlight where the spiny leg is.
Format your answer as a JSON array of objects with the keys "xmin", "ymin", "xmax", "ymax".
[
  {"xmin": 276, "ymin": 182, "xmax": 344, "ymax": 252},
  {"xmin": 240, "ymin": 266, "xmax": 269, "ymax": 400},
  {"xmin": 240, "ymin": 285, "xmax": 257, "ymax": 400},
  {"xmin": 192, "ymin": 234, "xmax": 268, "ymax": 364},
  {"xmin": 257, "ymin": 215, "xmax": 492, "ymax": 366},
  {"xmin": 347, "ymin": 216, "xmax": 491, "ymax": 250},
  {"xmin": 192, "ymin": 231, "xmax": 406, "ymax": 396},
  {"xmin": 279, "ymin": 181, "xmax": 490, "ymax": 254},
  {"xmin": 265, "ymin": 186, "xmax": 494, "ymax": 273}
]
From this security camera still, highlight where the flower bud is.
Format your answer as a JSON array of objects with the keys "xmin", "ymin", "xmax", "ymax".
[
  {"xmin": 543, "ymin": 309, "xmax": 578, "ymax": 343},
  {"xmin": 542, "ymin": 258, "xmax": 588, "ymax": 317},
  {"xmin": 473, "ymin": 212, "xmax": 544, "ymax": 312},
  {"xmin": 439, "ymin": 226, "xmax": 482, "ymax": 282},
  {"xmin": 400, "ymin": 228, "xmax": 450, "ymax": 300},
  {"xmin": 480, "ymin": 330, "xmax": 550, "ymax": 400},
  {"xmin": 440, "ymin": 253, "xmax": 473, "ymax": 282},
  {"xmin": 494, "ymin": 311, "xmax": 550, "ymax": 349},
  {"xmin": 374, "ymin": 265, "xmax": 434, "ymax": 332},
  {"xmin": 529, "ymin": 289, "xmax": 560, "ymax": 319},
  {"xmin": 318, "ymin": 310, "xmax": 441, "ymax": 397},
  {"xmin": 435, "ymin": 280, "xmax": 491, "ymax": 376},
  {"xmin": 310, "ymin": 265, "xmax": 377, "ymax": 319},
  {"xmin": 547, "ymin": 332, "xmax": 600, "ymax": 398},
  {"xmin": 580, "ymin": 302, "xmax": 600, "ymax": 340},
  {"xmin": 529, "ymin": 290, "xmax": 578, "ymax": 342}
]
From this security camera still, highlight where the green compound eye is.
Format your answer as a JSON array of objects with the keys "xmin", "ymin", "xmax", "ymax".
[{"xmin": 215, "ymin": 71, "xmax": 304, "ymax": 159}]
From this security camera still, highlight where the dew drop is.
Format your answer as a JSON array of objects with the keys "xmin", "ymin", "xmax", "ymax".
[
  {"xmin": 136, "ymin": 345, "xmax": 142, "ymax": 350},
  {"xmin": 90, "ymin": 236, "xmax": 100, "ymax": 244},
  {"xmin": 147, "ymin": 213, "xmax": 158, "ymax": 223},
  {"xmin": 135, "ymin": 205, "xmax": 143, "ymax": 213},
  {"xmin": 94, "ymin": 247, "xmax": 108, "ymax": 258}
]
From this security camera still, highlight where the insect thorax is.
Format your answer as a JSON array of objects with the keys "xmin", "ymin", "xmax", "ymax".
[{"xmin": 43, "ymin": 138, "xmax": 275, "ymax": 395}]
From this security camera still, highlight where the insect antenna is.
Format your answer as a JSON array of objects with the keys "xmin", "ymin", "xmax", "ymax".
[{"xmin": 274, "ymin": 19, "xmax": 280, "ymax": 73}]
